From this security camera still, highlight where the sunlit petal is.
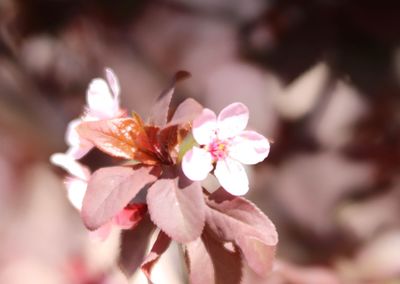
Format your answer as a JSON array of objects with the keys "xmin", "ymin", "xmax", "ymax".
[
  {"xmin": 192, "ymin": 108, "xmax": 217, "ymax": 145},
  {"xmin": 64, "ymin": 177, "xmax": 88, "ymax": 210},
  {"xmin": 65, "ymin": 144, "xmax": 92, "ymax": 160},
  {"xmin": 182, "ymin": 146, "xmax": 213, "ymax": 181},
  {"xmin": 229, "ymin": 130, "xmax": 270, "ymax": 165},
  {"xmin": 86, "ymin": 78, "xmax": 117, "ymax": 118},
  {"xmin": 217, "ymin": 102, "xmax": 249, "ymax": 139},
  {"xmin": 65, "ymin": 119, "xmax": 82, "ymax": 147},
  {"xmin": 105, "ymin": 67, "xmax": 120, "ymax": 100},
  {"xmin": 214, "ymin": 158, "xmax": 249, "ymax": 196},
  {"xmin": 65, "ymin": 119, "xmax": 93, "ymax": 159},
  {"xmin": 50, "ymin": 153, "xmax": 90, "ymax": 180}
]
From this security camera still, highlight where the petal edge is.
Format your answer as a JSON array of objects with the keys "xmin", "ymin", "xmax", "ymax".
[
  {"xmin": 214, "ymin": 158, "xmax": 249, "ymax": 196},
  {"xmin": 229, "ymin": 130, "xmax": 270, "ymax": 165},
  {"xmin": 192, "ymin": 108, "xmax": 217, "ymax": 145},
  {"xmin": 217, "ymin": 102, "xmax": 249, "ymax": 139},
  {"xmin": 182, "ymin": 147, "xmax": 213, "ymax": 181}
]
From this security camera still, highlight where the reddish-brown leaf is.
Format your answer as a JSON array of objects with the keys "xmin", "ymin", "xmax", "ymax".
[
  {"xmin": 131, "ymin": 113, "xmax": 158, "ymax": 154},
  {"xmin": 143, "ymin": 125, "xmax": 178, "ymax": 163},
  {"xmin": 146, "ymin": 168, "xmax": 205, "ymax": 243},
  {"xmin": 141, "ymin": 230, "xmax": 172, "ymax": 281},
  {"xmin": 148, "ymin": 71, "xmax": 191, "ymax": 127},
  {"xmin": 206, "ymin": 189, "xmax": 278, "ymax": 277},
  {"xmin": 158, "ymin": 125, "xmax": 179, "ymax": 161},
  {"xmin": 143, "ymin": 125, "xmax": 160, "ymax": 151},
  {"xmin": 77, "ymin": 117, "xmax": 158, "ymax": 164},
  {"xmin": 82, "ymin": 165, "xmax": 161, "ymax": 230},
  {"xmin": 202, "ymin": 228, "xmax": 243, "ymax": 284},
  {"xmin": 167, "ymin": 98, "xmax": 203, "ymax": 127},
  {"xmin": 241, "ymin": 263, "xmax": 270, "ymax": 284},
  {"xmin": 119, "ymin": 215, "xmax": 155, "ymax": 278},
  {"xmin": 185, "ymin": 228, "xmax": 242, "ymax": 284},
  {"xmin": 185, "ymin": 238, "xmax": 214, "ymax": 284}
]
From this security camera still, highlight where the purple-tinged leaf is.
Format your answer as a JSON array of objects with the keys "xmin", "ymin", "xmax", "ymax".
[
  {"xmin": 241, "ymin": 263, "xmax": 270, "ymax": 284},
  {"xmin": 167, "ymin": 98, "xmax": 203, "ymax": 126},
  {"xmin": 184, "ymin": 238, "xmax": 214, "ymax": 284},
  {"xmin": 119, "ymin": 215, "xmax": 155, "ymax": 278},
  {"xmin": 147, "ymin": 168, "xmax": 205, "ymax": 243},
  {"xmin": 205, "ymin": 189, "xmax": 278, "ymax": 277},
  {"xmin": 184, "ymin": 228, "xmax": 242, "ymax": 284},
  {"xmin": 77, "ymin": 117, "xmax": 158, "ymax": 165},
  {"xmin": 237, "ymin": 237, "xmax": 276, "ymax": 278},
  {"xmin": 148, "ymin": 71, "xmax": 191, "ymax": 127},
  {"xmin": 269, "ymin": 260, "xmax": 341, "ymax": 284},
  {"xmin": 157, "ymin": 125, "xmax": 179, "ymax": 161},
  {"xmin": 141, "ymin": 230, "xmax": 172, "ymax": 281},
  {"xmin": 82, "ymin": 165, "xmax": 161, "ymax": 230},
  {"xmin": 202, "ymin": 228, "xmax": 243, "ymax": 284}
]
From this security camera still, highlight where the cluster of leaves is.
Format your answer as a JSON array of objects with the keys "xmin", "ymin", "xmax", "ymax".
[{"xmin": 74, "ymin": 71, "xmax": 278, "ymax": 283}]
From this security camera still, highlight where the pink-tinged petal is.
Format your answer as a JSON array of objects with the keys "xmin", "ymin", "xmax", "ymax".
[
  {"xmin": 214, "ymin": 158, "xmax": 249, "ymax": 196},
  {"xmin": 65, "ymin": 119, "xmax": 82, "ymax": 147},
  {"xmin": 217, "ymin": 102, "xmax": 249, "ymax": 139},
  {"xmin": 65, "ymin": 144, "xmax": 93, "ymax": 160},
  {"xmin": 182, "ymin": 147, "xmax": 213, "ymax": 181},
  {"xmin": 50, "ymin": 153, "xmax": 90, "ymax": 180},
  {"xmin": 192, "ymin": 108, "xmax": 217, "ymax": 145},
  {"xmin": 64, "ymin": 177, "xmax": 88, "ymax": 210},
  {"xmin": 105, "ymin": 68, "xmax": 120, "ymax": 100},
  {"xmin": 65, "ymin": 119, "xmax": 94, "ymax": 159},
  {"xmin": 89, "ymin": 222, "xmax": 113, "ymax": 241},
  {"xmin": 229, "ymin": 130, "xmax": 270, "ymax": 165},
  {"xmin": 86, "ymin": 78, "xmax": 118, "ymax": 119}
]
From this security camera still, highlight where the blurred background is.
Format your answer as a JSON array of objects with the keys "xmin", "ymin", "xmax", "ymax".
[{"xmin": 0, "ymin": 0, "xmax": 400, "ymax": 283}]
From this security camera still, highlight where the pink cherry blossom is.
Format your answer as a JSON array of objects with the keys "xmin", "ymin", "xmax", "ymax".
[
  {"xmin": 50, "ymin": 153, "xmax": 90, "ymax": 210},
  {"xmin": 182, "ymin": 102, "xmax": 270, "ymax": 195},
  {"xmin": 66, "ymin": 68, "xmax": 125, "ymax": 159},
  {"xmin": 83, "ymin": 68, "xmax": 122, "ymax": 120}
]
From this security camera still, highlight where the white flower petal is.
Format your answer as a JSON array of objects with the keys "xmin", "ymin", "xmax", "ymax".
[
  {"xmin": 214, "ymin": 158, "xmax": 249, "ymax": 195},
  {"xmin": 65, "ymin": 119, "xmax": 82, "ymax": 147},
  {"xmin": 86, "ymin": 78, "xmax": 118, "ymax": 118},
  {"xmin": 105, "ymin": 67, "xmax": 120, "ymax": 100},
  {"xmin": 182, "ymin": 146, "xmax": 213, "ymax": 181},
  {"xmin": 65, "ymin": 177, "xmax": 88, "ymax": 210},
  {"xmin": 217, "ymin": 102, "xmax": 249, "ymax": 139},
  {"xmin": 50, "ymin": 153, "xmax": 90, "ymax": 180},
  {"xmin": 192, "ymin": 108, "xmax": 217, "ymax": 145},
  {"xmin": 229, "ymin": 130, "xmax": 270, "ymax": 165},
  {"xmin": 65, "ymin": 144, "xmax": 92, "ymax": 160},
  {"xmin": 65, "ymin": 119, "xmax": 93, "ymax": 159}
]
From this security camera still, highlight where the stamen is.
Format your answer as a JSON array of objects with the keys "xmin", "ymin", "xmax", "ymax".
[{"xmin": 207, "ymin": 139, "xmax": 228, "ymax": 161}]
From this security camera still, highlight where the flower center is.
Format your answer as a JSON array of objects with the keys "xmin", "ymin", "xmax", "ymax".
[{"xmin": 206, "ymin": 139, "xmax": 229, "ymax": 161}]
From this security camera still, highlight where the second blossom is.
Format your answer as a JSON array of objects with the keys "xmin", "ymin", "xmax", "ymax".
[{"xmin": 182, "ymin": 102, "xmax": 270, "ymax": 196}]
